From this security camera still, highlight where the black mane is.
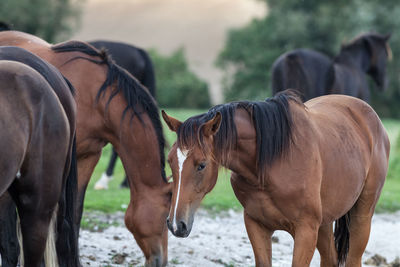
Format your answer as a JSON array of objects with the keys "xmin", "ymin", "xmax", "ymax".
[
  {"xmin": 51, "ymin": 41, "xmax": 166, "ymax": 180},
  {"xmin": 178, "ymin": 90, "xmax": 301, "ymax": 185}
]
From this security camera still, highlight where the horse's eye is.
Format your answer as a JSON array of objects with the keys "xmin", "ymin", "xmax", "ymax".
[{"xmin": 197, "ymin": 162, "xmax": 206, "ymax": 171}]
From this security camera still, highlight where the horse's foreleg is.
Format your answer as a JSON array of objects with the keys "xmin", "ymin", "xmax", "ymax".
[
  {"xmin": 76, "ymin": 153, "xmax": 102, "ymax": 227},
  {"xmin": 244, "ymin": 212, "xmax": 272, "ymax": 267},
  {"xmin": 316, "ymin": 222, "xmax": 337, "ymax": 267},
  {"xmin": 292, "ymin": 220, "xmax": 319, "ymax": 267}
]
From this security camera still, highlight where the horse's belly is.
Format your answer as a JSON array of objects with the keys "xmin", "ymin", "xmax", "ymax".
[
  {"xmin": 231, "ymin": 178, "xmax": 293, "ymax": 232},
  {"xmin": 320, "ymin": 161, "xmax": 368, "ymax": 224}
]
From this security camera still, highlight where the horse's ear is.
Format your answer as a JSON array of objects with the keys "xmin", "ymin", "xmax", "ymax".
[
  {"xmin": 203, "ymin": 112, "xmax": 222, "ymax": 137},
  {"xmin": 162, "ymin": 110, "xmax": 182, "ymax": 132},
  {"xmin": 383, "ymin": 33, "xmax": 392, "ymax": 42}
]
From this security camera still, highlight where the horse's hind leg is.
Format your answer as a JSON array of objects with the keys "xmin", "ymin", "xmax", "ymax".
[
  {"xmin": 345, "ymin": 168, "xmax": 386, "ymax": 267},
  {"xmin": 316, "ymin": 222, "xmax": 337, "ymax": 267},
  {"xmin": 12, "ymin": 171, "xmax": 62, "ymax": 267},
  {"xmin": 0, "ymin": 193, "xmax": 19, "ymax": 267},
  {"xmin": 94, "ymin": 147, "xmax": 118, "ymax": 190},
  {"xmin": 17, "ymin": 205, "xmax": 54, "ymax": 267}
]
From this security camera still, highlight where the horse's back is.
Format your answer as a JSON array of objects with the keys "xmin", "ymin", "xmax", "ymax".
[
  {"xmin": 0, "ymin": 30, "xmax": 50, "ymax": 49},
  {"xmin": 0, "ymin": 46, "xmax": 76, "ymax": 125},
  {"xmin": 89, "ymin": 40, "xmax": 156, "ymax": 96},
  {"xmin": 89, "ymin": 41, "xmax": 145, "ymax": 77},
  {"xmin": 271, "ymin": 49, "xmax": 332, "ymax": 100},
  {"xmin": 305, "ymin": 95, "xmax": 389, "ymax": 221}
]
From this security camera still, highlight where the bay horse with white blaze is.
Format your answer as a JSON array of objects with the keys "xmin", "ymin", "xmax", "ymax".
[
  {"xmin": 162, "ymin": 91, "xmax": 389, "ymax": 266},
  {"xmin": 271, "ymin": 33, "xmax": 392, "ymax": 101},
  {"xmin": 0, "ymin": 31, "xmax": 170, "ymax": 267},
  {"xmin": 0, "ymin": 58, "xmax": 74, "ymax": 266}
]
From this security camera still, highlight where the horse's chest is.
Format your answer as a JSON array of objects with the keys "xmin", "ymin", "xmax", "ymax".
[{"xmin": 231, "ymin": 179, "xmax": 293, "ymax": 232}]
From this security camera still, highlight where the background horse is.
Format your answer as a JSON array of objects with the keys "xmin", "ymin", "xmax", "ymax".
[
  {"xmin": 0, "ymin": 30, "xmax": 171, "ymax": 267},
  {"xmin": 271, "ymin": 33, "xmax": 391, "ymax": 101},
  {"xmin": 0, "ymin": 59, "xmax": 73, "ymax": 267},
  {"xmin": 162, "ymin": 91, "xmax": 389, "ymax": 266},
  {"xmin": 0, "ymin": 46, "xmax": 79, "ymax": 267},
  {"xmin": 89, "ymin": 40, "xmax": 157, "ymax": 190}
]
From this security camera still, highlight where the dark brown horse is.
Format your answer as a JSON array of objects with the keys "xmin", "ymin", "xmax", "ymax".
[
  {"xmin": 162, "ymin": 91, "xmax": 389, "ymax": 266},
  {"xmin": 271, "ymin": 33, "xmax": 392, "ymax": 101},
  {"xmin": 89, "ymin": 40, "xmax": 157, "ymax": 190},
  {"xmin": 0, "ymin": 58, "xmax": 74, "ymax": 266},
  {"xmin": 0, "ymin": 31, "xmax": 171, "ymax": 266},
  {"xmin": 0, "ymin": 46, "xmax": 79, "ymax": 267}
]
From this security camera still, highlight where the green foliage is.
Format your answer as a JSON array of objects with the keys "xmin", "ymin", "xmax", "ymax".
[
  {"xmin": 149, "ymin": 48, "xmax": 211, "ymax": 109},
  {"xmin": 387, "ymin": 133, "xmax": 400, "ymax": 180},
  {"xmin": 218, "ymin": 0, "xmax": 400, "ymax": 117},
  {"xmin": 0, "ymin": 0, "xmax": 82, "ymax": 42}
]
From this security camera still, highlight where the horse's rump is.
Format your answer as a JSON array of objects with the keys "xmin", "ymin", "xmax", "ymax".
[
  {"xmin": 305, "ymin": 95, "xmax": 389, "ymax": 219},
  {"xmin": 0, "ymin": 48, "xmax": 79, "ymax": 266}
]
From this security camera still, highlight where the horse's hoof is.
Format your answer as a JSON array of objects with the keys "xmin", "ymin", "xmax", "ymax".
[{"xmin": 94, "ymin": 173, "xmax": 112, "ymax": 190}]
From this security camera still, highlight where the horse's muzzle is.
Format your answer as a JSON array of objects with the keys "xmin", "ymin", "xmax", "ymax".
[{"xmin": 166, "ymin": 216, "xmax": 190, "ymax": 238}]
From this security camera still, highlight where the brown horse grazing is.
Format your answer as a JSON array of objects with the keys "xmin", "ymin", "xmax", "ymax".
[
  {"xmin": 0, "ymin": 31, "xmax": 171, "ymax": 266},
  {"xmin": 271, "ymin": 33, "xmax": 392, "ymax": 102},
  {"xmin": 0, "ymin": 60, "xmax": 72, "ymax": 267},
  {"xmin": 162, "ymin": 91, "xmax": 389, "ymax": 266}
]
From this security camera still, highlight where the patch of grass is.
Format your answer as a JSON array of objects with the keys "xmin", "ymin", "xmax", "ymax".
[
  {"xmin": 80, "ymin": 215, "xmax": 119, "ymax": 232},
  {"xmin": 170, "ymin": 258, "xmax": 182, "ymax": 265},
  {"xmin": 84, "ymin": 146, "xmax": 130, "ymax": 213},
  {"xmin": 83, "ymin": 114, "xmax": 400, "ymax": 214},
  {"xmin": 376, "ymin": 177, "xmax": 400, "ymax": 212}
]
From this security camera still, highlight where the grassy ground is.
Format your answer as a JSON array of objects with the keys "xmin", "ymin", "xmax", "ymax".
[{"xmin": 83, "ymin": 109, "xmax": 400, "ymax": 214}]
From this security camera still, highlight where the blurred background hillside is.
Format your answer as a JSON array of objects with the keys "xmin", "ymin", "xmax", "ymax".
[{"xmin": 1, "ymin": 0, "xmax": 400, "ymax": 117}]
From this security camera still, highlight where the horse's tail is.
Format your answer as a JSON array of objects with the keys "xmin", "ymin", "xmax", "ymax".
[
  {"xmin": 56, "ymin": 134, "xmax": 80, "ymax": 267},
  {"xmin": 17, "ymin": 206, "xmax": 59, "ymax": 266},
  {"xmin": 334, "ymin": 212, "xmax": 351, "ymax": 265},
  {"xmin": 138, "ymin": 48, "xmax": 156, "ymax": 98},
  {"xmin": 45, "ymin": 207, "xmax": 59, "ymax": 267}
]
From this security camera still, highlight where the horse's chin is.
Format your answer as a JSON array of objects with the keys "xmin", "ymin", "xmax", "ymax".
[{"xmin": 145, "ymin": 254, "xmax": 167, "ymax": 267}]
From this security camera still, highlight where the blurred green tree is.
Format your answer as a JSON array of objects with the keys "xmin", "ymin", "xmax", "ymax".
[
  {"xmin": 149, "ymin": 48, "xmax": 211, "ymax": 109},
  {"xmin": 217, "ymin": 0, "xmax": 400, "ymax": 117},
  {"xmin": 0, "ymin": 0, "xmax": 82, "ymax": 42}
]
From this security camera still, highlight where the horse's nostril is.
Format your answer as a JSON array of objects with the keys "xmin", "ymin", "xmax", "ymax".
[
  {"xmin": 180, "ymin": 221, "xmax": 187, "ymax": 233},
  {"xmin": 166, "ymin": 217, "xmax": 170, "ymax": 226}
]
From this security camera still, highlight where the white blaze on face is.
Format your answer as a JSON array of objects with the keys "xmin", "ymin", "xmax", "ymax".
[{"xmin": 172, "ymin": 147, "xmax": 188, "ymax": 232}]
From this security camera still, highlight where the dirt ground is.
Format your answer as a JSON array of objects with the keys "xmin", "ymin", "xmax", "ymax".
[{"xmin": 79, "ymin": 209, "xmax": 400, "ymax": 266}]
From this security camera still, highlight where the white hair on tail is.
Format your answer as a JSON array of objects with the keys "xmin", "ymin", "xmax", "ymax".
[
  {"xmin": 17, "ymin": 205, "xmax": 59, "ymax": 266},
  {"xmin": 44, "ymin": 205, "xmax": 59, "ymax": 267}
]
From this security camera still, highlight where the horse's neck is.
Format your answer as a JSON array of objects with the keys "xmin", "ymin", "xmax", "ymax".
[
  {"xmin": 222, "ymin": 110, "xmax": 260, "ymax": 185},
  {"xmin": 335, "ymin": 48, "xmax": 370, "ymax": 72}
]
